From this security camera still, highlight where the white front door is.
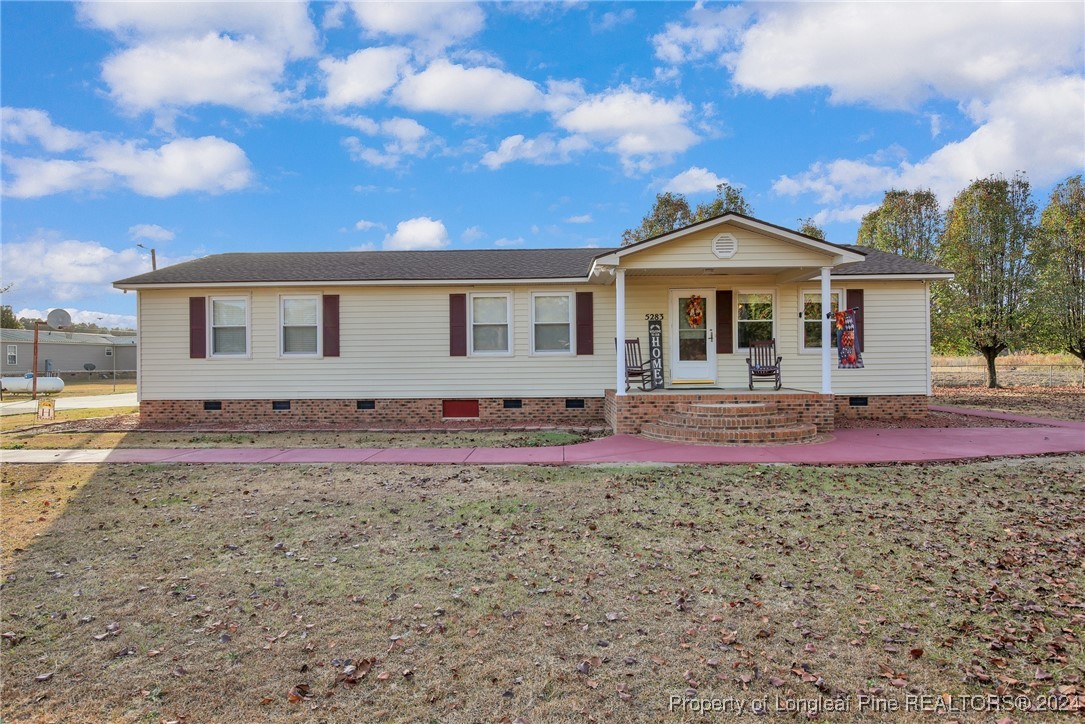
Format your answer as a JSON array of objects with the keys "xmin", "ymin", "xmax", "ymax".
[{"xmin": 670, "ymin": 289, "xmax": 716, "ymax": 384}]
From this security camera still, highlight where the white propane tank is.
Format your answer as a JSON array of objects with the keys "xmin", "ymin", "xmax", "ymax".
[{"xmin": 1, "ymin": 376, "xmax": 65, "ymax": 394}]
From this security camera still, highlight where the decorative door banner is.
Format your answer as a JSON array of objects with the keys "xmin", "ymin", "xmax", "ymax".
[
  {"xmin": 647, "ymin": 318, "xmax": 664, "ymax": 390},
  {"xmin": 833, "ymin": 309, "xmax": 863, "ymax": 368}
]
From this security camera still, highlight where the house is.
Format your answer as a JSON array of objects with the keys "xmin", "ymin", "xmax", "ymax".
[
  {"xmin": 0, "ymin": 328, "xmax": 137, "ymax": 378},
  {"xmin": 113, "ymin": 213, "xmax": 952, "ymax": 438}
]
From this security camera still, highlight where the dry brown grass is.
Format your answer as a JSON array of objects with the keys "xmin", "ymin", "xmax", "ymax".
[
  {"xmin": 2, "ymin": 460, "xmax": 1082, "ymax": 722},
  {"xmin": 0, "ymin": 407, "xmax": 139, "ymax": 434},
  {"xmin": 0, "ymin": 429, "xmax": 593, "ymax": 451},
  {"xmin": 933, "ymin": 386, "xmax": 1085, "ymax": 421}
]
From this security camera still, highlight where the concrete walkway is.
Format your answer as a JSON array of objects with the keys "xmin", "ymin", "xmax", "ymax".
[
  {"xmin": 0, "ymin": 392, "xmax": 138, "ymax": 416},
  {"xmin": 2, "ymin": 407, "xmax": 1082, "ymax": 466}
]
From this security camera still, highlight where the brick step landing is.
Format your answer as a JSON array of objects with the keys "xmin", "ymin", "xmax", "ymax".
[{"xmin": 641, "ymin": 401, "xmax": 819, "ymax": 445}]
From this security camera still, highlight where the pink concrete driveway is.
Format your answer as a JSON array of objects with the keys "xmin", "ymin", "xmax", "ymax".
[{"xmin": 2, "ymin": 406, "xmax": 1081, "ymax": 466}]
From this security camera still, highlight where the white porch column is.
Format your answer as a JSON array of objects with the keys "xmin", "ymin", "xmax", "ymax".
[
  {"xmin": 615, "ymin": 268, "xmax": 627, "ymax": 396},
  {"xmin": 820, "ymin": 266, "xmax": 832, "ymax": 394}
]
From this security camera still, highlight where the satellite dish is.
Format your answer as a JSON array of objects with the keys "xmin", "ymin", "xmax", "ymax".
[{"xmin": 46, "ymin": 308, "xmax": 72, "ymax": 330}]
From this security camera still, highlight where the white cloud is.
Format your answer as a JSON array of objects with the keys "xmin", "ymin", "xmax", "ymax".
[
  {"xmin": 811, "ymin": 204, "xmax": 879, "ymax": 227},
  {"xmin": 724, "ymin": 3, "xmax": 1082, "ymax": 110},
  {"xmin": 461, "ymin": 225, "xmax": 485, "ymax": 242},
  {"xmin": 663, "ymin": 166, "xmax": 729, "ymax": 194},
  {"xmin": 592, "ymin": 8, "xmax": 636, "ymax": 33},
  {"xmin": 350, "ymin": 1, "xmax": 484, "ymax": 52},
  {"xmin": 1, "ymin": 233, "xmax": 148, "ymax": 303},
  {"xmin": 79, "ymin": 1, "xmax": 317, "ymax": 115},
  {"xmin": 354, "ymin": 219, "xmax": 384, "ymax": 231},
  {"xmin": 480, "ymin": 133, "xmax": 590, "ymax": 169},
  {"xmin": 1, "ymin": 107, "xmax": 90, "ymax": 152},
  {"xmin": 556, "ymin": 88, "xmax": 699, "ymax": 173},
  {"xmin": 16, "ymin": 308, "xmax": 138, "ymax": 330},
  {"xmin": 128, "ymin": 224, "xmax": 175, "ymax": 242},
  {"xmin": 322, "ymin": 2, "xmax": 348, "ymax": 30},
  {"xmin": 320, "ymin": 46, "xmax": 412, "ymax": 108},
  {"xmin": 382, "ymin": 216, "xmax": 450, "ymax": 250},
  {"xmin": 2, "ymin": 110, "xmax": 254, "ymax": 199},
  {"xmin": 341, "ymin": 117, "xmax": 437, "ymax": 168},
  {"xmin": 102, "ymin": 34, "xmax": 293, "ymax": 114},
  {"xmin": 494, "ymin": 237, "xmax": 524, "ymax": 247},
  {"xmin": 775, "ymin": 75, "xmax": 1085, "ymax": 204},
  {"xmin": 652, "ymin": 2, "xmax": 751, "ymax": 65},
  {"xmin": 564, "ymin": 214, "xmax": 592, "ymax": 224},
  {"xmin": 655, "ymin": 3, "xmax": 1084, "ymax": 204},
  {"xmin": 88, "ymin": 137, "xmax": 253, "ymax": 198},
  {"xmin": 394, "ymin": 60, "xmax": 544, "ymax": 116},
  {"xmin": 77, "ymin": 1, "xmax": 317, "ymax": 56}
]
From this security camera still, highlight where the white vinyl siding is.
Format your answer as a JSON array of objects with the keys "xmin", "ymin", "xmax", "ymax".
[
  {"xmin": 280, "ymin": 295, "xmax": 321, "ymax": 356},
  {"xmin": 210, "ymin": 297, "xmax": 249, "ymax": 357},
  {"xmin": 135, "ymin": 279, "xmax": 930, "ymax": 400},
  {"xmin": 531, "ymin": 292, "xmax": 573, "ymax": 354},
  {"xmin": 800, "ymin": 290, "xmax": 842, "ymax": 352},
  {"xmin": 136, "ymin": 285, "xmax": 613, "ymax": 400},
  {"xmin": 620, "ymin": 222, "xmax": 838, "ymax": 270},
  {"xmin": 470, "ymin": 293, "xmax": 511, "ymax": 355}
]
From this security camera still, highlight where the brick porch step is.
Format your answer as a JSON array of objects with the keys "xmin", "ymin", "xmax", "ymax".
[
  {"xmin": 639, "ymin": 400, "xmax": 819, "ymax": 445},
  {"xmin": 641, "ymin": 420, "xmax": 819, "ymax": 445},
  {"xmin": 675, "ymin": 402, "xmax": 777, "ymax": 418}
]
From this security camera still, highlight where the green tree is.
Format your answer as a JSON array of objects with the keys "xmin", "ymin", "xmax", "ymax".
[
  {"xmin": 939, "ymin": 173, "xmax": 1037, "ymax": 388},
  {"xmin": 857, "ymin": 189, "xmax": 942, "ymax": 261},
  {"xmin": 622, "ymin": 183, "xmax": 753, "ymax": 245},
  {"xmin": 796, "ymin": 217, "xmax": 825, "ymax": 240},
  {"xmin": 1, "ymin": 305, "xmax": 22, "ymax": 329},
  {"xmin": 1033, "ymin": 175, "xmax": 1085, "ymax": 370},
  {"xmin": 692, "ymin": 182, "xmax": 755, "ymax": 220}
]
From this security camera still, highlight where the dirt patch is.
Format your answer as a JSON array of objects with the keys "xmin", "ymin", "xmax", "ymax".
[{"xmin": 2, "ymin": 461, "xmax": 1082, "ymax": 722}]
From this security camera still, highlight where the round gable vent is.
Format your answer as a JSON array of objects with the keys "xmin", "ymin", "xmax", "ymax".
[{"xmin": 711, "ymin": 233, "xmax": 738, "ymax": 259}]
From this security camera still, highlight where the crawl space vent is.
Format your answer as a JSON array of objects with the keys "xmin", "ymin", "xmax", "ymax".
[{"xmin": 711, "ymin": 233, "xmax": 738, "ymax": 259}]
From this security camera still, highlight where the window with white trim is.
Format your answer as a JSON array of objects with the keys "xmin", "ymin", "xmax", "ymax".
[
  {"xmin": 6, "ymin": 345, "xmax": 16, "ymax": 366},
  {"xmin": 469, "ymin": 293, "xmax": 511, "ymax": 355},
  {"xmin": 531, "ymin": 292, "xmax": 573, "ymax": 354},
  {"xmin": 736, "ymin": 292, "xmax": 774, "ymax": 349},
  {"xmin": 209, "ymin": 297, "xmax": 249, "ymax": 357},
  {"xmin": 105, "ymin": 347, "xmax": 113, "ymax": 357},
  {"xmin": 800, "ymin": 290, "xmax": 842, "ymax": 352},
  {"xmin": 280, "ymin": 295, "xmax": 321, "ymax": 356}
]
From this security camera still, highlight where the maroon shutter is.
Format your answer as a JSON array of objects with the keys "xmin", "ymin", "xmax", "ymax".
[
  {"xmin": 323, "ymin": 295, "xmax": 340, "ymax": 357},
  {"xmin": 575, "ymin": 291, "xmax": 594, "ymax": 355},
  {"xmin": 450, "ymin": 294, "xmax": 467, "ymax": 356},
  {"xmin": 189, "ymin": 297, "xmax": 206, "ymax": 359},
  {"xmin": 716, "ymin": 290, "xmax": 733, "ymax": 353},
  {"xmin": 847, "ymin": 289, "xmax": 864, "ymax": 351}
]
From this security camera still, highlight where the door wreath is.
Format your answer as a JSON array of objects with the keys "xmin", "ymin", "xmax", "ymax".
[{"xmin": 685, "ymin": 295, "xmax": 704, "ymax": 328}]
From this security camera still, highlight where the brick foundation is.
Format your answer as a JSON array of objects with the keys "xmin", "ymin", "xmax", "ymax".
[
  {"xmin": 139, "ymin": 397, "xmax": 606, "ymax": 430},
  {"xmin": 833, "ymin": 394, "xmax": 929, "ymax": 420},
  {"xmin": 606, "ymin": 391, "xmax": 836, "ymax": 435}
]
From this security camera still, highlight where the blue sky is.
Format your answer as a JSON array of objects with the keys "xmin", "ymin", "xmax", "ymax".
[{"xmin": 2, "ymin": 1, "xmax": 1082, "ymax": 328}]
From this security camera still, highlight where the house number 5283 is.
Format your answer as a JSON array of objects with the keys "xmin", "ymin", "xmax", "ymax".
[{"xmin": 644, "ymin": 313, "xmax": 664, "ymax": 321}]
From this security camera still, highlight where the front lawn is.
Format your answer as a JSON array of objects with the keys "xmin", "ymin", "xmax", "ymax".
[{"xmin": 2, "ymin": 459, "xmax": 1081, "ymax": 721}]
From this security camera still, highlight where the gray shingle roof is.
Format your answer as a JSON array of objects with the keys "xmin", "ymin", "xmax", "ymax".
[
  {"xmin": 114, "ymin": 248, "xmax": 608, "ymax": 286},
  {"xmin": 113, "ymin": 243, "xmax": 951, "ymax": 287},
  {"xmin": 834, "ymin": 246, "xmax": 953, "ymax": 276},
  {"xmin": 0, "ymin": 329, "xmax": 136, "ymax": 345}
]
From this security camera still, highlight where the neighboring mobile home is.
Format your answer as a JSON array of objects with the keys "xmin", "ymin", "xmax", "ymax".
[
  {"xmin": 113, "ymin": 214, "xmax": 952, "ymax": 436},
  {"xmin": 0, "ymin": 328, "xmax": 136, "ymax": 378}
]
